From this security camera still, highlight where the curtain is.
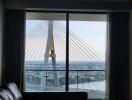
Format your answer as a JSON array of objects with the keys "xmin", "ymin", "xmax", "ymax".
[
  {"xmin": 109, "ymin": 12, "xmax": 130, "ymax": 100},
  {"xmin": 3, "ymin": 9, "xmax": 25, "ymax": 91}
]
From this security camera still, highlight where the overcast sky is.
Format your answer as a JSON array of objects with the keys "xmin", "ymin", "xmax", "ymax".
[{"xmin": 25, "ymin": 20, "xmax": 107, "ymax": 61}]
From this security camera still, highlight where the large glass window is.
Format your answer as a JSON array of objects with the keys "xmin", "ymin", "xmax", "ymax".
[
  {"xmin": 69, "ymin": 14, "xmax": 107, "ymax": 99},
  {"xmin": 24, "ymin": 13, "xmax": 66, "ymax": 91},
  {"xmin": 24, "ymin": 12, "xmax": 107, "ymax": 99}
]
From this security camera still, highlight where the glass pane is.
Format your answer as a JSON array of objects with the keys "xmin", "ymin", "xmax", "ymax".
[
  {"xmin": 69, "ymin": 14, "xmax": 107, "ymax": 99},
  {"xmin": 24, "ymin": 12, "xmax": 66, "ymax": 92}
]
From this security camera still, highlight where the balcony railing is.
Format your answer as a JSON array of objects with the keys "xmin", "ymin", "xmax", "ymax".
[{"xmin": 24, "ymin": 69, "xmax": 105, "ymax": 99}]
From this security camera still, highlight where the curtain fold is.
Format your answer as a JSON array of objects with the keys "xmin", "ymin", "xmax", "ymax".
[
  {"xmin": 109, "ymin": 12, "xmax": 130, "ymax": 100},
  {"xmin": 3, "ymin": 9, "xmax": 25, "ymax": 91}
]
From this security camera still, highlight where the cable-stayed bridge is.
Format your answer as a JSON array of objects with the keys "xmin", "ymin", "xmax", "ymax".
[
  {"xmin": 24, "ymin": 20, "xmax": 105, "ymax": 99},
  {"xmin": 25, "ymin": 20, "xmax": 104, "ymax": 62}
]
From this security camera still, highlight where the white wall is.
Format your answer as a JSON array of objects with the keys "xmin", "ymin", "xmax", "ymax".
[{"xmin": 0, "ymin": 0, "xmax": 3, "ymax": 85}]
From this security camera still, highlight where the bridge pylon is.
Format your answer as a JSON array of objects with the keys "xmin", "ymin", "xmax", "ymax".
[{"xmin": 41, "ymin": 20, "xmax": 59, "ymax": 90}]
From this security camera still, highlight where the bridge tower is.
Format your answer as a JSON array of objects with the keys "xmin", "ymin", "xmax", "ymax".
[{"xmin": 40, "ymin": 20, "xmax": 58, "ymax": 90}]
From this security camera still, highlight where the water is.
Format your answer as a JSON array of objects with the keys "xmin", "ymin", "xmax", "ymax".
[{"xmin": 24, "ymin": 61, "xmax": 106, "ymax": 99}]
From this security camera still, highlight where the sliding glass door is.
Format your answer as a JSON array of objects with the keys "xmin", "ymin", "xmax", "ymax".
[
  {"xmin": 69, "ymin": 14, "xmax": 107, "ymax": 99},
  {"xmin": 24, "ymin": 12, "xmax": 107, "ymax": 100},
  {"xmin": 24, "ymin": 12, "xmax": 66, "ymax": 91}
]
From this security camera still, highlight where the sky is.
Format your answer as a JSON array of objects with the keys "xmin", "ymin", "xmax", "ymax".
[
  {"xmin": 25, "ymin": 20, "xmax": 107, "ymax": 61},
  {"xmin": 69, "ymin": 21, "xmax": 107, "ymax": 54}
]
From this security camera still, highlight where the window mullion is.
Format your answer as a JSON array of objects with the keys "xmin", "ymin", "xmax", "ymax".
[{"xmin": 66, "ymin": 12, "xmax": 69, "ymax": 92}]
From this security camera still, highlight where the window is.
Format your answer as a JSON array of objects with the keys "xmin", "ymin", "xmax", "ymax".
[
  {"xmin": 69, "ymin": 14, "xmax": 107, "ymax": 99},
  {"xmin": 24, "ymin": 13, "xmax": 66, "ymax": 91},
  {"xmin": 24, "ymin": 12, "xmax": 107, "ymax": 99}
]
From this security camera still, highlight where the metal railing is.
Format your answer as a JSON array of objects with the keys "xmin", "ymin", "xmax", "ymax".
[
  {"xmin": 24, "ymin": 69, "xmax": 105, "ymax": 91},
  {"xmin": 24, "ymin": 63, "xmax": 105, "ymax": 99}
]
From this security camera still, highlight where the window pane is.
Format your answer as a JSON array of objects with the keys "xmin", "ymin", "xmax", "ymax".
[
  {"xmin": 69, "ymin": 14, "xmax": 107, "ymax": 99},
  {"xmin": 24, "ymin": 13, "xmax": 66, "ymax": 92}
]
